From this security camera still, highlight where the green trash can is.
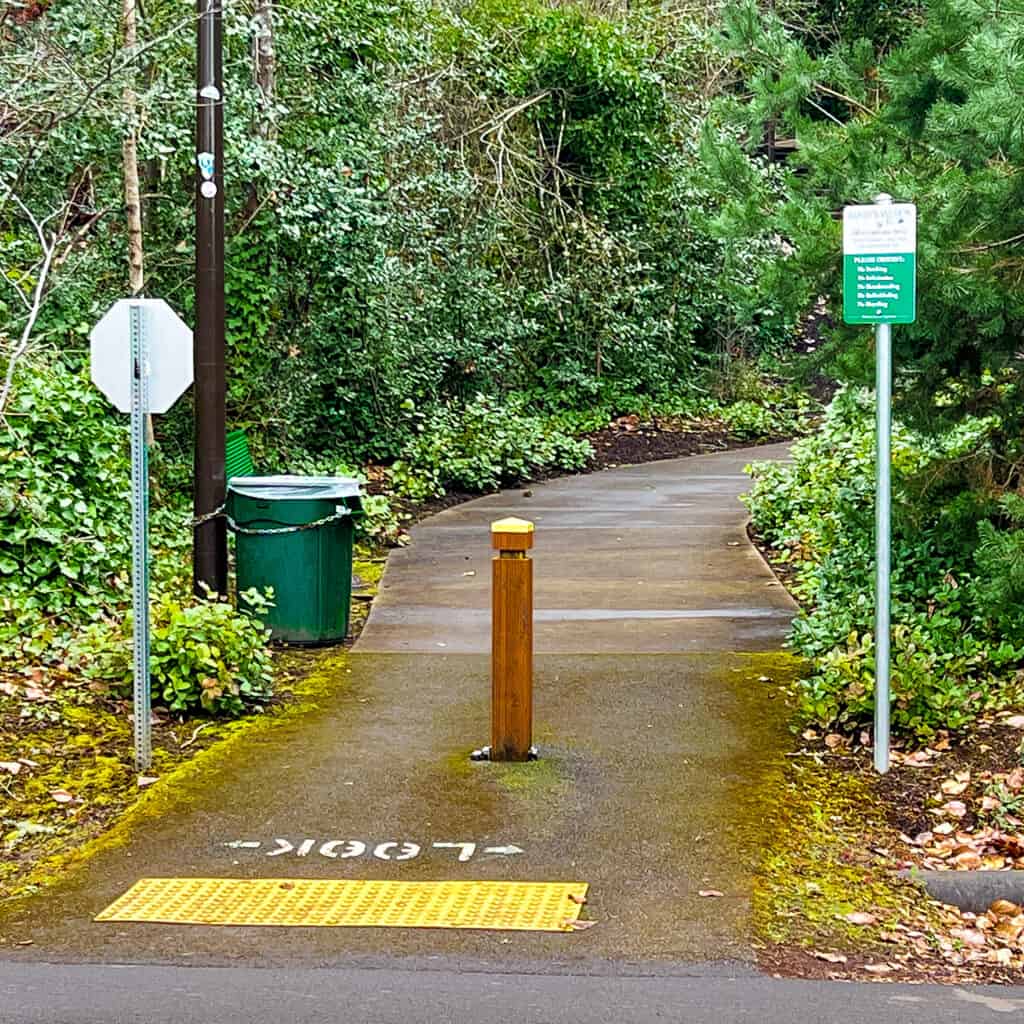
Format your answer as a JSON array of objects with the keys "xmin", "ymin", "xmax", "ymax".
[{"xmin": 227, "ymin": 475, "xmax": 362, "ymax": 645}]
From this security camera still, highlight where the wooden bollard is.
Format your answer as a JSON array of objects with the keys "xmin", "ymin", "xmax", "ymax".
[{"xmin": 490, "ymin": 517, "xmax": 534, "ymax": 761}]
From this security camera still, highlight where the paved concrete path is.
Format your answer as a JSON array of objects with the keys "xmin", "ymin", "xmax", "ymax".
[
  {"xmin": 360, "ymin": 443, "xmax": 795, "ymax": 654},
  {"xmin": 1, "ymin": 445, "xmax": 798, "ymax": 968}
]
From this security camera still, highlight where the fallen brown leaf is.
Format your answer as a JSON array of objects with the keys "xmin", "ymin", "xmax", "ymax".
[
  {"xmin": 989, "ymin": 899, "xmax": 1021, "ymax": 916},
  {"xmin": 954, "ymin": 851, "xmax": 982, "ymax": 869},
  {"xmin": 812, "ymin": 951, "xmax": 848, "ymax": 964},
  {"xmin": 951, "ymin": 927, "xmax": 987, "ymax": 949},
  {"xmin": 845, "ymin": 911, "xmax": 878, "ymax": 926}
]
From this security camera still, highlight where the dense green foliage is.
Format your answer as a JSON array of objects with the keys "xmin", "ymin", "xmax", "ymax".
[
  {"xmin": 711, "ymin": 0, "xmax": 1024, "ymax": 429},
  {"xmin": 747, "ymin": 391, "xmax": 1024, "ymax": 737},
  {"xmin": 2, "ymin": 0, "xmax": 786, "ymax": 462},
  {"xmin": 1, "ymin": 0, "xmax": 797, "ymax": 694},
  {"xmin": 390, "ymin": 396, "xmax": 592, "ymax": 498},
  {"xmin": 714, "ymin": 0, "xmax": 1024, "ymax": 737},
  {"xmin": 0, "ymin": 362, "xmax": 131, "ymax": 659},
  {"xmin": 78, "ymin": 588, "xmax": 275, "ymax": 717}
]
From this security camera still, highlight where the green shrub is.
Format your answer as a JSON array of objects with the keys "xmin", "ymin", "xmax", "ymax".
[
  {"xmin": 717, "ymin": 389, "xmax": 818, "ymax": 440},
  {"xmin": 720, "ymin": 400, "xmax": 783, "ymax": 440},
  {"xmin": 0, "ymin": 360, "xmax": 131, "ymax": 660},
  {"xmin": 390, "ymin": 395, "xmax": 593, "ymax": 498},
  {"xmin": 973, "ymin": 496, "xmax": 1024, "ymax": 647},
  {"xmin": 745, "ymin": 389, "xmax": 1024, "ymax": 738},
  {"xmin": 79, "ymin": 588, "xmax": 275, "ymax": 717}
]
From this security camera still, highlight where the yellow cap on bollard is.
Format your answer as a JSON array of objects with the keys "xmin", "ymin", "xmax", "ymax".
[{"xmin": 491, "ymin": 517, "xmax": 534, "ymax": 551}]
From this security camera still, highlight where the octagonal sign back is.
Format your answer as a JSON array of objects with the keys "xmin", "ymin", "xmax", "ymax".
[{"xmin": 90, "ymin": 299, "xmax": 193, "ymax": 414}]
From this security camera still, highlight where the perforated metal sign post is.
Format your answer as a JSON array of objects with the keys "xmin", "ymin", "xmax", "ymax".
[
  {"xmin": 91, "ymin": 299, "xmax": 193, "ymax": 770},
  {"xmin": 129, "ymin": 306, "xmax": 152, "ymax": 768},
  {"xmin": 843, "ymin": 195, "xmax": 917, "ymax": 774}
]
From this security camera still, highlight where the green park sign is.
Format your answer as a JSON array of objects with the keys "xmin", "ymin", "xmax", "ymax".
[{"xmin": 842, "ymin": 202, "xmax": 917, "ymax": 325}]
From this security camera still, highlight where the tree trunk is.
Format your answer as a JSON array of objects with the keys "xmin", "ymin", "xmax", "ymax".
[
  {"xmin": 122, "ymin": 0, "xmax": 144, "ymax": 295},
  {"xmin": 122, "ymin": 0, "xmax": 152, "ymax": 442},
  {"xmin": 252, "ymin": 1, "xmax": 275, "ymax": 140}
]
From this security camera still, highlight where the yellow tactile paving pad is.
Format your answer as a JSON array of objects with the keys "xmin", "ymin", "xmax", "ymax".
[{"xmin": 95, "ymin": 878, "xmax": 590, "ymax": 931}]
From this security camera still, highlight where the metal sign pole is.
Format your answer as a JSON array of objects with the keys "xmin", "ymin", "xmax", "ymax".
[
  {"xmin": 130, "ymin": 302, "xmax": 152, "ymax": 771},
  {"xmin": 874, "ymin": 319, "xmax": 892, "ymax": 774}
]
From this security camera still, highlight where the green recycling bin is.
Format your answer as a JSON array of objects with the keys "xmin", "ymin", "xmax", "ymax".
[{"xmin": 227, "ymin": 475, "xmax": 362, "ymax": 645}]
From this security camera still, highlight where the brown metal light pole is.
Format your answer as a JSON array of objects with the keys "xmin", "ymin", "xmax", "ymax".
[
  {"xmin": 193, "ymin": 0, "xmax": 227, "ymax": 596},
  {"xmin": 489, "ymin": 517, "xmax": 535, "ymax": 761}
]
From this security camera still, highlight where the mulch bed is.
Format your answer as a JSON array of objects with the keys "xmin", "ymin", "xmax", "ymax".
[{"xmin": 581, "ymin": 416, "xmax": 787, "ymax": 468}]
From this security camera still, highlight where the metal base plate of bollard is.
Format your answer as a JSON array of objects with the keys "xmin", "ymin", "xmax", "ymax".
[{"xmin": 470, "ymin": 745, "xmax": 540, "ymax": 763}]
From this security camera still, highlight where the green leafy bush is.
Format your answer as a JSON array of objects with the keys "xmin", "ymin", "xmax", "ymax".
[
  {"xmin": 718, "ymin": 399, "xmax": 790, "ymax": 440},
  {"xmin": 81, "ymin": 589, "xmax": 275, "ymax": 717},
  {"xmin": 390, "ymin": 395, "xmax": 593, "ymax": 498},
  {"xmin": 973, "ymin": 496, "xmax": 1024, "ymax": 647},
  {"xmin": 0, "ymin": 361, "xmax": 131, "ymax": 660},
  {"xmin": 745, "ymin": 389, "xmax": 1024, "ymax": 738},
  {"xmin": 711, "ymin": 0, "xmax": 1024, "ymax": 435}
]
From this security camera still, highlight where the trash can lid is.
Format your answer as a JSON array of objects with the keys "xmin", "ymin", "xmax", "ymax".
[{"xmin": 228, "ymin": 475, "xmax": 362, "ymax": 500}]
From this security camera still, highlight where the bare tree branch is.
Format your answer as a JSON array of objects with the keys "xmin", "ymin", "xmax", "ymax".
[{"xmin": 0, "ymin": 195, "xmax": 65, "ymax": 418}]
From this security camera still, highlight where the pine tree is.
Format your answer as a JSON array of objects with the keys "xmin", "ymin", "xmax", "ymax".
[{"xmin": 710, "ymin": 0, "xmax": 1024, "ymax": 440}]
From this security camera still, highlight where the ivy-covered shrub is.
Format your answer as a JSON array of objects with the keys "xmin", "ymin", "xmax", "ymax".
[
  {"xmin": 745, "ymin": 389, "xmax": 1024, "ymax": 738},
  {"xmin": 1, "ymin": 0, "xmax": 798, "ymax": 698},
  {"xmin": 389, "ymin": 395, "xmax": 592, "ymax": 499},
  {"xmin": 0, "ymin": 361, "xmax": 131, "ymax": 659},
  {"xmin": 80, "ymin": 589, "xmax": 275, "ymax": 717}
]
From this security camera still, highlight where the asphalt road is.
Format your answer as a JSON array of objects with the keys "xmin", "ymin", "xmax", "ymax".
[{"xmin": 4, "ymin": 962, "xmax": 1024, "ymax": 1024}]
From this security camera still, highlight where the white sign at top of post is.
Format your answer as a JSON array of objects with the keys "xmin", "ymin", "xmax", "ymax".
[
  {"xmin": 90, "ymin": 298, "xmax": 194, "ymax": 413},
  {"xmin": 842, "ymin": 202, "xmax": 916, "ymax": 254}
]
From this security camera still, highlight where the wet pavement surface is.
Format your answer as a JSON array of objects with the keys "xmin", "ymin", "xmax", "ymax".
[
  {"xmin": 7, "ymin": 961, "xmax": 1024, "ymax": 1024},
  {"xmin": 361, "ymin": 448, "xmax": 795, "ymax": 654},
  {"xmin": 0, "ymin": 445, "xmax": 799, "ymax": 968}
]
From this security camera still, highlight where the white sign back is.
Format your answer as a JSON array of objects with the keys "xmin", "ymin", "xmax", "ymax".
[
  {"xmin": 842, "ymin": 202, "xmax": 916, "ymax": 255},
  {"xmin": 90, "ymin": 298, "xmax": 193, "ymax": 414}
]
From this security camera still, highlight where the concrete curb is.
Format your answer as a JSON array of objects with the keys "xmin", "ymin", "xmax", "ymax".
[{"xmin": 901, "ymin": 869, "xmax": 1024, "ymax": 913}]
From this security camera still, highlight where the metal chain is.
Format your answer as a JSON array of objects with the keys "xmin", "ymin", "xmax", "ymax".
[
  {"xmin": 192, "ymin": 503, "xmax": 226, "ymax": 528},
  {"xmin": 227, "ymin": 507, "xmax": 354, "ymax": 536},
  {"xmin": 190, "ymin": 504, "xmax": 356, "ymax": 534}
]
